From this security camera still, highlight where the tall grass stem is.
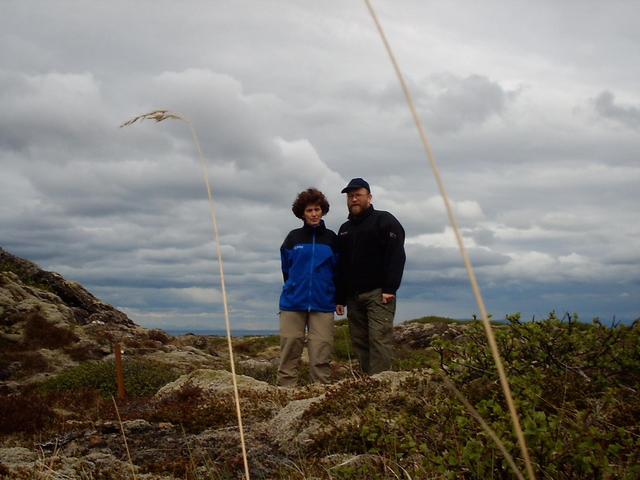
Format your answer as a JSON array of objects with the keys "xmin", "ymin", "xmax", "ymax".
[
  {"xmin": 120, "ymin": 110, "xmax": 250, "ymax": 479},
  {"xmin": 363, "ymin": 2, "xmax": 536, "ymax": 479}
]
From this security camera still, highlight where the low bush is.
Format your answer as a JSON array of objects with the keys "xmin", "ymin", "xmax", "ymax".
[
  {"xmin": 40, "ymin": 358, "xmax": 179, "ymax": 397},
  {"xmin": 295, "ymin": 314, "xmax": 640, "ymax": 479}
]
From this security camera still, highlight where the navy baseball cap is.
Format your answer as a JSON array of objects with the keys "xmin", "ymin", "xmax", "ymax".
[{"xmin": 341, "ymin": 177, "xmax": 370, "ymax": 193}]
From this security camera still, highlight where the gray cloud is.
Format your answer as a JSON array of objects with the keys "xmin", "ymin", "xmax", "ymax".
[
  {"xmin": 593, "ymin": 91, "xmax": 640, "ymax": 130},
  {"xmin": 420, "ymin": 74, "xmax": 518, "ymax": 133},
  {"xmin": 1, "ymin": 1, "xmax": 639, "ymax": 328}
]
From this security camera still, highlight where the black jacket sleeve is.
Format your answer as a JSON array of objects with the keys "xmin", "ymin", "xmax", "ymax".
[{"xmin": 381, "ymin": 213, "xmax": 406, "ymax": 295}]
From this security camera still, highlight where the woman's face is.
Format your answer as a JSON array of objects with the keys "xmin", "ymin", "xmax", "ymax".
[{"xmin": 303, "ymin": 204, "xmax": 323, "ymax": 226}]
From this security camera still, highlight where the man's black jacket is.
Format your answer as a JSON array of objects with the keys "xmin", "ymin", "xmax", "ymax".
[{"xmin": 336, "ymin": 205, "xmax": 406, "ymax": 304}]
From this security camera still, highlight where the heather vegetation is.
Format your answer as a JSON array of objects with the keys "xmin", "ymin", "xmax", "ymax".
[{"xmin": 1, "ymin": 314, "xmax": 638, "ymax": 478}]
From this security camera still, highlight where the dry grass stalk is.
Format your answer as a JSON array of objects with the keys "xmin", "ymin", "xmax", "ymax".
[
  {"xmin": 119, "ymin": 109, "xmax": 183, "ymax": 127},
  {"xmin": 120, "ymin": 110, "xmax": 251, "ymax": 480},
  {"xmin": 363, "ymin": 1, "xmax": 536, "ymax": 479},
  {"xmin": 36, "ymin": 440, "xmax": 69, "ymax": 480},
  {"xmin": 111, "ymin": 395, "xmax": 137, "ymax": 480}
]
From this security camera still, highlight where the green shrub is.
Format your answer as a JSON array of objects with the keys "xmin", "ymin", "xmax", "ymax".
[
  {"xmin": 294, "ymin": 314, "xmax": 640, "ymax": 479},
  {"xmin": 431, "ymin": 313, "xmax": 640, "ymax": 478},
  {"xmin": 40, "ymin": 358, "xmax": 178, "ymax": 397},
  {"xmin": 393, "ymin": 347, "xmax": 439, "ymax": 371}
]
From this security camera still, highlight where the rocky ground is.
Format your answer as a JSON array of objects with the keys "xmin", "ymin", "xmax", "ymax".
[
  {"xmin": 0, "ymin": 247, "xmax": 467, "ymax": 479},
  {"xmin": 1, "ymin": 247, "xmax": 638, "ymax": 479}
]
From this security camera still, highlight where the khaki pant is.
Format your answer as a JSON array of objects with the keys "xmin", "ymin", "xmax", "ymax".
[
  {"xmin": 346, "ymin": 288, "xmax": 395, "ymax": 374},
  {"xmin": 277, "ymin": 310, "xmax": 335, "ymax": 387}
]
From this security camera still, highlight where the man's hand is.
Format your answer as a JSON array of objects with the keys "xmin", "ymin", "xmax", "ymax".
[
  {"xmin": 336, "ymin": 305, "xmax": 345, "ymax": 315},
  {"xmin": 381, "ymin": 293, "xmax": 395, "ymax": 304}
]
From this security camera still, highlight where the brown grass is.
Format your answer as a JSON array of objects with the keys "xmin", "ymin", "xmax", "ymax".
[
  {"xmin": 22, "ymin": 312, "xmax": 79, "ymax": 349},
  {"xmin": 0, "ymin": 392, "xmax": 55, "ymax": 434}
]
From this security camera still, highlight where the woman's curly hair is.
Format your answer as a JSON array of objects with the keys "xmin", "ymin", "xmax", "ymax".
[{"xmin": 291, "ymin": 188, "xmax": 330, "ymax": 219}]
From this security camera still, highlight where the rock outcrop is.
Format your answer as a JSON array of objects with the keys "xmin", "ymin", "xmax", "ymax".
[
  {"xmin": 156, "ymin": 368, "xmax": 277, "ymax": 397},
  {"xmin": 0, "ymin": 247, "xmax": 134, "ymax": 327},
  {"xmin": 0, "ymin": 248, "xmax": 227, "ymax": 387},
  {"xmin": 393, "ymin": 320, "xmax": 466, "ymax": 348}
]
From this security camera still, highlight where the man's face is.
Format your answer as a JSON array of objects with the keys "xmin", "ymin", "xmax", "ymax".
[{"xmin": 346, "ymin": 188, "xmax": 372, "ymax": 216}]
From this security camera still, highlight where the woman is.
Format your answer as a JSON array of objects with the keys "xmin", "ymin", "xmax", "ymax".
[{"xmin": 278, "ymin": 188, "xmax": 338, "ymax": 386}]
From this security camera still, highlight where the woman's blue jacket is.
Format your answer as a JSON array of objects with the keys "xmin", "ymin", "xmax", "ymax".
[{"xmin": 279, "ymin": 221, "xmax": 338, "ymax": 313}]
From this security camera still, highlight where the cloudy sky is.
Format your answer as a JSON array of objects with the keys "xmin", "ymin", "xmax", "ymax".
[{"xmin": 2, "ymin": 1, "xmax": 638, "ymax": 330}]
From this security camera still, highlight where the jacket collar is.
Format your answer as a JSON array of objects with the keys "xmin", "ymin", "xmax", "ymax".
[{"xmin": 303, "ymin": 219, "xmax": 326, "ymax": 233}]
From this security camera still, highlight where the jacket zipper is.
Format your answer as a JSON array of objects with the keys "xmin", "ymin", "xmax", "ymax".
[{"xmin": 308, "ymin": 229, "xmax": 316, "ymax": 312}]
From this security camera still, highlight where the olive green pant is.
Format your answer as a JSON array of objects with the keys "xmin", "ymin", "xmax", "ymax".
[
  {"xmin": 347, "ymin": 288, "xmax": 396, "ymax": 374},
  {"xmin": 277, "ymin": 310, "xmax": 335, "ymax": 387}
]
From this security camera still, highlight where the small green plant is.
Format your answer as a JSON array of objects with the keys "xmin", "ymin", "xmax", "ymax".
[
  {"xmin": 333, "ymin": 323, "xmax": 352, "ymax": 361},
  {"xmin": 40, "ymin": 358, "xmax": 178, "ymax": 397}
]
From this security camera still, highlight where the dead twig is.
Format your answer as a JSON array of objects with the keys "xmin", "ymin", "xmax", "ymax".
[{"xmin": 112, "ymin": 395, "xmax": 137, "ymax": 480}]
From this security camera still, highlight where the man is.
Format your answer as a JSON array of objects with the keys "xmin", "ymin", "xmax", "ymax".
[{"xmin": 336, "ymin": 178, "xmax": 406, "ymax": 374}]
